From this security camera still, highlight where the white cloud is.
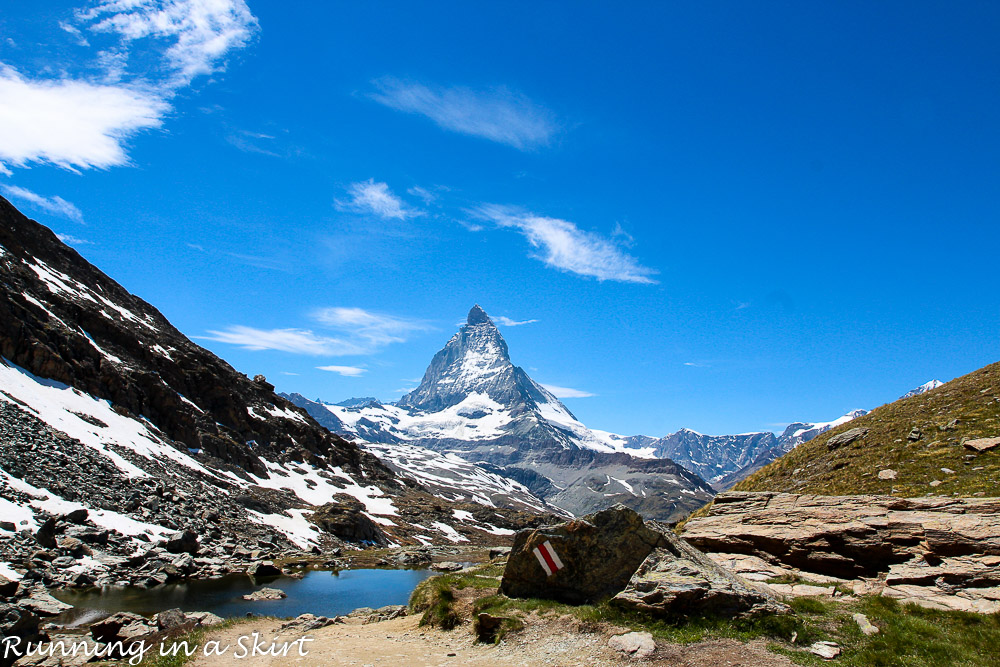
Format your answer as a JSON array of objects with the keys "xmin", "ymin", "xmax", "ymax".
[
  {"xmin": 1, "ymin": 185, "xmax": 85, "ymax": 223},
  {"xmin": 0, "ymin": 2, "xmax": 257, "ymax": 175},
  {"xmin": 493, "ymin": 316, "xmax": 538, "ymax": 327},
  {"xmin": 56, "ymin": 234, "xmax": 93, "ymax": 246},
  {"xmin": 370, "ymin": 77, "xmax": 558, "ymax": 150},
  {"xmin": 338, "ymin": 180, "xmax": 421, "ymax": 220},
  {"xmin": 474, "ymin": 205, "xmax": 658, "ymax": 284},
  {"xmin": 312, "ymin": 307, "xmax": 432, "ymax": 347},
  {"xmin": 199, "ymin": 326, "xmax": 367, "ymax": 356},
  {"xmin": 541, "ymin": 384, "xmax": 596, "ymax": 398},
  {"xmin": 203, "ymin": 307, "xmax": 430, "ymax": 356},
  {"xmin": 0, "ymin": 64, "xmax": 168, "ymax": 172},
  {"xmin": 407, "ymin": 186, "xmax": 436, "ymax": 204},
  {"xmin": 317, "ymin": 365, "xmax": 367, "ymax": 377},
  {"xmin": 78, "ymin": 0, "xmax": 259, "ymax": 88}
]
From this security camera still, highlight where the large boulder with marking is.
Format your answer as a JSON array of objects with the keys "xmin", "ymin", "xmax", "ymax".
[
  {"xmin": 500, "ymin": 505, "xmax": 661, "ymax": 604},
  {"xmin": 500, "ymin": 505, "xmax": 786, "ymax": 618}
]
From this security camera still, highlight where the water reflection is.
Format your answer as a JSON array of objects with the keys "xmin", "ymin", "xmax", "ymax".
[{"xmin": 54, "ymin": 568, "xmax": 435, "ymax": 623}]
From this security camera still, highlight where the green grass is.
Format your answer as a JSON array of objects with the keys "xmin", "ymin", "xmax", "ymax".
[
  {"xmin": 409, "ymin": 576, "xmax": 461, "ymax": 630},
  {"xmin": 413, "ymin": 564, "xmax": 1000, "ymax": 664},
  {"xmin": 139, "ymin": 618, "xmax": 250, "ymax": 667},
  {"xmin": 735, "ymin": 360, "xmax": 1000, "ymax": 497}
]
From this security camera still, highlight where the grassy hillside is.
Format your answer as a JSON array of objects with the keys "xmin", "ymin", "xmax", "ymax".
[{"xmin": 735, "ymin": 360, "xmax": 1000, "ymax": 497}]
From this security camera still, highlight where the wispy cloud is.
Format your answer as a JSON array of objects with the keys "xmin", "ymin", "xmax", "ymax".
[
  {"xmin": 493, "ymin": 316, "xmax": 538, "ymax": 327},
  {"xmin": 541, "ymin": 384, "xmax": 596, "ymax": 398},
  {"xmin": 312, "ymin": 307, "xmax": 433, "ymax": 347},
  {"xmin": 317, "ymin": 365, "xmax": 367, "ymax": 377},
  {"xmin": 0, "ymin": 1, "xmax": 257, "ymax": 175},
  {"xmin": 56, "ymin": 233, "xmax": 93, "ymax": 246},
  {"xmin": 370, "ymin": 77, "xmax": 559, "ymax": 150},
  {"xmin": 1, "ymin": 185, "xmax": 85, "ymax": 223},
  {"xmin": 204, "ymin": 307, "xmax": 431, "ymax": 356},
  {"xmin": 337, "ymin": 179, "xmax": 422, "ymax": 220},
  {"xmin": 77, "ymin": 0, "xmax": 259, "ymax": 88},
  {"xmin": 200, "ymin": 326, "xmax": 367, "ymax": 355},
  {"xmin": 473, "ymin": 205, "xmax": 658, "ymax": 284},
  {"xmin": 0, "ymin": 65, "xmax": 167, "ymax": 173},
  {"xmin": 735, "ymin": 301, "xmax": 751, "ymax": 310},
  {"xmin": 683, "ymin": 362, "xmax": 709, "ymax": 368}
]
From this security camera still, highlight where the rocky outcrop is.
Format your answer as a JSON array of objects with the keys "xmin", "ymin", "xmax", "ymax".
[
  {"xmin": 611, "ymin": 530, "xmax": 788, "ymax": 618},
  {"xmin": 310, "ymin": 498, "xmax": 389, "ymax": 545},
  {"xmin": 683, "ymin": 491, "xmax": 1000, "ymax": 612},
  {"xmin": 501, "ymin": 506, "xmax": 785, "ymax": 618}
]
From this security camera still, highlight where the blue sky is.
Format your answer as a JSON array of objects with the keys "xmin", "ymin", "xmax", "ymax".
[{"xmin": 1, "ymin": 1, "xmax": 997, "ymax": 437}]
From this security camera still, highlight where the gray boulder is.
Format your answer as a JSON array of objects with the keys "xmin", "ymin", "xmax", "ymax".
[
  {"xmin": 500, "ymin": 505, "xmax": 786, "ymax": 618},
  {"xmin": 163, "ymin": 530, "xmax": 199, "ymax": 555},
  {"xmin": 500, "ymin": 505, "xmax": 663, "ymax": 604}
]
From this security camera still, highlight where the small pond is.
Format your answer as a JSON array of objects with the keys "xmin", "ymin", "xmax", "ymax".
[{"xmin": 53, "ymin": 568, "xmax": 435, "ymax": 625}]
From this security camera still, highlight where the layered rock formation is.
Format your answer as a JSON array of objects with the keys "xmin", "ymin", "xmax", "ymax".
[{"xmin": 683, "ymin": 491, "xmax": 1000, "ymax": 613}]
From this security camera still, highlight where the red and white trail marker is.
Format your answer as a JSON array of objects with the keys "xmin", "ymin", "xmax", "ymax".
[{"xmin": 532, "ymin": 540, "xmax": 565, "ymax": 577}]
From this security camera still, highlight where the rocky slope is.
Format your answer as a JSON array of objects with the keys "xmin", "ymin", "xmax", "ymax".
[
  {"xmin": 0, "ymin": 196, "xmax": 550, "ymax": 587},
  {"xmin": 296, "ymin": 306, "xmax": 715, "ymax": 522},
  {"xmin": 735, "ymin": 361, "xmax": 1000, "ymax": 497}
]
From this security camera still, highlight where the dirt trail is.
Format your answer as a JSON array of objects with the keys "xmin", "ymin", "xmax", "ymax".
[{"xmin": 187, "ymin": 615, "xmax": 795, "ymax": 667}]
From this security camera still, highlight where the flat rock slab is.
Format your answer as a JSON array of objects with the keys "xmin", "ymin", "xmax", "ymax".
[
  {"xmin": 965, "ymin": 437, "xmax": 1000, "ymax": 452},
  {"xmin": 242, "ymin": 587, "xmax": 286, "ymax": 601}
]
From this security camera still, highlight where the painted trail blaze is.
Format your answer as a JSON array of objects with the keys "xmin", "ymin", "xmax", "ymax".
[{"xmin": 532, "ymin": 540, "xmax": 565, "ymax": 576}]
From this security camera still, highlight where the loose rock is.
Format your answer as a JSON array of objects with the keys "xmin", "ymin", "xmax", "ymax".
[{"xmin": 608, "ymin": 631, "xmax": 656, "ymax": 659}]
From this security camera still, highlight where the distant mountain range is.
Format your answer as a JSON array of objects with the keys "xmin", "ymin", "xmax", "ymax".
[{"xmin": 288, "ymin": 306, "xmax": 947, "ymax": 515}]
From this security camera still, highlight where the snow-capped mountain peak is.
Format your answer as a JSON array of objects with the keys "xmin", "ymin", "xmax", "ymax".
[{"xmin": 900, "ymin": 379, "xmax": 945, "ymax": 400}]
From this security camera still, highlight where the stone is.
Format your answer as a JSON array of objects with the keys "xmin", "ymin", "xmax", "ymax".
[
  {"xmin": 501, "ymin": 505, "xmax": 786, "ymax": 618},
  {"xmin": 826, "ymin": 427, "xmax": 869, "ymax": 451},
  {"xmin": 34, "ymin": 517, "xmax": 57, "ymax": 549},
  {"xmin": 964, "ymin": 437, "xmax": 1000, "ymax": 453},
  {"xmin": 155, "ymin": 608, "xmax": 188, "ymax": 630},
  {"xmin": 0, "ymin": 602, "xmax": 41, "ymax": 641},
  {"xmin": 611, "ymin": 540, "xmax": 788, "ymax": 618},
  {"xmin": 248, "ymin": 560, "xmax": 283, "ymax": 577},
  {"xmin": 684, "ymin": 492, "xmax": 1000, "ymax": 609},
  {"xmin": 608, "ymin": 631, "xmax": 656, "ymax": 659},
  {"xmin": 489, "ymin": 546, "xmax": 511, "ymax": 560},
  {"xmin": 90, "ymin": 611, "xmax": 156, "ymax": 644},
  {"xmin": 60, "ymin": 508, "xmax": 89, "ymax": 524},
  {"xmin": 501, "ymin": 505, "xmax": 665, "ymax": 604},
  {"xmin": 163, "ymin": 530, "xmax": 199, "ymax": 554},
  {"xmin": 187, "ymin": 611, "xmax": 225, "ymax": 626},
  {"xmin": 310, "ymin": 498, "xmax": 388, "ymax": 545},
  {"xmin": 908, "ymin": 427, "xmax": 923, "ymax": 441},
  {"xmin": 242, "ymin": 587, "xmax": 286, "ymax": 601},
  {"xmin": 878, "ymin": 469, "xmax": 897, "ymax": 480},
  {"xmin": 431, "ymin": 561, "xmax": 463, "ymax": 572},
  {"xmin": 853, "ymin": 612, "xmax": 879, "ymax": 635},
  {"xmin": 0, "ymin": 574, "xmax": 19, "ymax": 598},
  {"xmin": 18, "ymin": 588, "xmax": 73, "ymax": 617},
  {"xmin": 361, "ymin": 605, "xmax": 407, "ymax": 624},
  {"xmin": 57, "ymin": 536, "xmax": 88, "ymax": 558},
  {"xmin": 809, "ymin": 641, "xmax": 841, "ymax": 659},
  {"xmin": 279, "ymin": 613, "xmax": 334, "ymax": 632},
  {"xmin": 0, "ymin": 520, "xmax": 15, "ymax": 532}
]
